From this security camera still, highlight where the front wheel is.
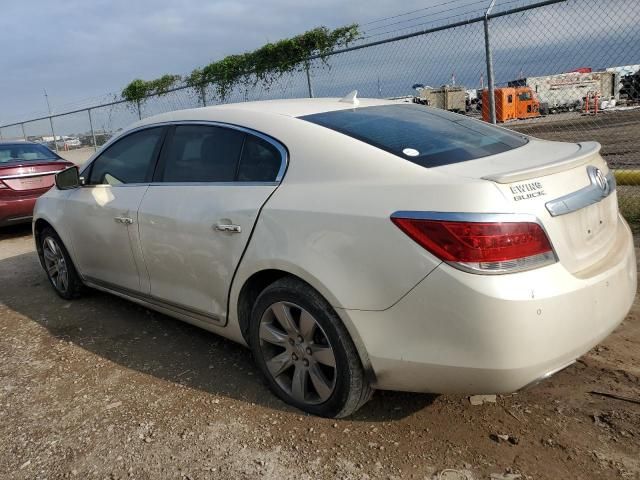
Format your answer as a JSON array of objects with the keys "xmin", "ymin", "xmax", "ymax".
[
  {"xmin": 249, "ymin": 277, "xmax": 372, "ymax": 418},
  {"xmin": 40, "ymin": 227, "xmax": 84, "ymax": 300}
]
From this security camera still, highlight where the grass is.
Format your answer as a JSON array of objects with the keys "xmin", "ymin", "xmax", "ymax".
[{"xmin": 618, "ymin": 191, "xmax": 640, "ymax": 234}]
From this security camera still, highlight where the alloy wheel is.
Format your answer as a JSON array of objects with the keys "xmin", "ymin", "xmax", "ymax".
[
  {"xmin": 42, "ymin": 236, "xmax": 69, "ymax": 293},
  {"xmin": 258, "ymin": 301, "xmax": 337, "ymax": 405}
]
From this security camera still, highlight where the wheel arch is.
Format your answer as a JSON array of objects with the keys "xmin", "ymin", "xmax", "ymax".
[
  {"xmin": 233, "ymin": 266, "xmax": 375, "ymax": 383},
  {"xmin": 33, "ymin": 218, "xmax": 55, "ymax": 267}
]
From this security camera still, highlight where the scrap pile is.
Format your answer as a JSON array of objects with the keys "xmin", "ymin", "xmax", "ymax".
[{"xmin": 619, "ymin": 70, "xmax": 640, "ymax": 105}]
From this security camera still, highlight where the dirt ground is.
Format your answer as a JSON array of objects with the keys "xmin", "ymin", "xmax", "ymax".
[
  {"xmin": 0, "ymin": 224, "xmax": 639, "ymax": 480},
  {"xmin": 57, "ymin": 147, "xmax": 95, "ymax": 166},
  {"xmin": 510, "ymin": 108, "xmax": 640, "ymax": 170}
]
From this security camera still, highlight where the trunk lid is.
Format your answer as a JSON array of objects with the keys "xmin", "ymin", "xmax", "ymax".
[
  {"xmin": 0, "ymin": 161, "xmax": 72, "ymax": 192},
  {"xmin": 435, "ymin": 140, "xmax": 618, "ymax": 274}
]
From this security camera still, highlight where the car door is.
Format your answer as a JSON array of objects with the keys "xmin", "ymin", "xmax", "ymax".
[
  {"xmin": 63, "ymin": 126, "xmax": 167, "ymax": 293},
  {"xmin": 137, "ymin": 123, "xmax": 286, "ymax": 324}
]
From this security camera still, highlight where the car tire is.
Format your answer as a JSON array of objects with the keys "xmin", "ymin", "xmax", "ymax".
[
  {"xmin": 249, "ymin": 276, "xmax": 373, "ymax": 418},
  {"xmin": 40, "ymin": 227, "xmax": 84, "ymax": 300}
]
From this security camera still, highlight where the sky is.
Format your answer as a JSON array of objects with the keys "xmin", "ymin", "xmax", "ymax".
[
  {"xmin": 0, "ymin": 0, "xmax": 638, "ymax": 135},
  {"xmin": 0, "ymin": 0, "xmax": 442, "ymax": 123}
]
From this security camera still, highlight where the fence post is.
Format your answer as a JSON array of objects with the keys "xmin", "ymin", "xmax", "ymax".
[
  {"xmin": 49, "ymin": 116, "xmax": 59, "ymax": 153},
  {"xmin": 200, "ymin": 85, "xmax": 207, "ymax": 107},
  {"xmin": 21, "ymin": 123, "xmax": 27, "ymax": 141},
  {"xmin": 88, "ymin": 108, "xmax": 98, "ymax": 151},
  {"xmin": 483, "ymin": 0, "xmax": 497, "ymax": 124},
  {"xmin": 305, "ymin": 62, "xmax": 314, "ymax": 98}
]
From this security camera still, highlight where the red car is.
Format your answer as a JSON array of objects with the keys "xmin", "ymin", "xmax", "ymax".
[{"xmin": 0, "ymin": 141, "xmax": 74, "ymax": 227}]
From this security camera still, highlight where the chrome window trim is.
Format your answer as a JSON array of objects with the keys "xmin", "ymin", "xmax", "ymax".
[
  {"xmin": 81, "ymin": 120, "xmax": 289, "ymax": 185},
  {"xmin": 545, "ymin": 167, "xmax": 616, "ymax": 217},
  {"xmin": 80, "ymin": 181, "xmax": 280, "ymax": 189},
  {"xmin": 390, "ymin": 210, "xmax": 558, "ymax": 275},
  {"xmin": 0, "ymin": 169, "xmax": 65, "ymax": 180},
  {"xmin": 78, "ymin": 183, "xmax": 150, "ymax": 189},
  {"xmin": 148, "ymin": 181, "xmax": 280, "ymax": 187}
]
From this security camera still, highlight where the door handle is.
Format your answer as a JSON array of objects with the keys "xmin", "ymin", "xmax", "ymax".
[
  {"xmin": 114, "ymin": 216, "xmax": 134, "ymax": 225},
  {"xmin": 214, "ymin": 224, "xmax": 242, "ymax": 233}
]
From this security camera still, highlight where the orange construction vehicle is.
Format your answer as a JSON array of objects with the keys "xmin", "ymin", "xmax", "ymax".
[{"xmin": 482, "ymin": 87, "xmax": 540, "ymax": 122}]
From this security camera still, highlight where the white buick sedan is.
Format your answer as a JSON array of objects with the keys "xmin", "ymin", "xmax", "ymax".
[{"xmin": 33, "ymin": 96, "xmax": 636, "ymax": 417}]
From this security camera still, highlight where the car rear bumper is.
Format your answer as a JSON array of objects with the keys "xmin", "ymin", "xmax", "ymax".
[
  {"xmin": 0, "ymin": 195, "xmax": 38, "ymax": 226},
  {"xmin": 342, "ymin": 214, "xmax": 636, "ymax": 394}
]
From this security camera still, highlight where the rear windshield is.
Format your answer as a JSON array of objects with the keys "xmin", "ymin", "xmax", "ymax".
[
  {"xmin": 301, "ymin": 104, "xmax": 528, "ymax": 168},
  {"xmin": 0, "ymin": 143, "xmax": 61, "ymax": 164}
]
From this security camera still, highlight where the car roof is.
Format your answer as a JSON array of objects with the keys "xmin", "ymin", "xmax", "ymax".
[
  {"xmin": 211, "ymin": 97, "xmax": 402, "ymax": 117},
  {"xmin": 134, "ymin": 97, "xmax": 404, "ymax": 129}
]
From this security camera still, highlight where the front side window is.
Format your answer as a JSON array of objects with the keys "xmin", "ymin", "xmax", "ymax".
[
  {"xmin": 160, "ymin": 125, "xmax": 245, "ymax": 182},
  {"xmin": 88, "ymin": 127, "xmax": 164, "ymax": 185},
  {"xmin": 301, "ymin": 104, "xmax": 528, "ymax": 168}
]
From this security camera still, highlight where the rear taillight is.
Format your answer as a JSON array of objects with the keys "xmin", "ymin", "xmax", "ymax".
[{"xmin": 391, "ymin": 214, "xmax": 556, "ymax": 274}]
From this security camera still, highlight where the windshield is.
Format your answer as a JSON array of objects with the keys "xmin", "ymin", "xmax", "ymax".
[
  {"xmin": 0, "ymin": 143, "xmax": 61, "ymax": 164},
  {"xmin": 301, "ymin": 104, "xmax": 528, "ymax": 168}
]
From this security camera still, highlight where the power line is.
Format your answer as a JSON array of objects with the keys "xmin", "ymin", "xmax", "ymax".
[
  {"xmin": 360, "ymin": 6, "xmax": 489, "ymax": 40},
  {"xmin": 361, "ymin": 0, "xmax": 488, "ymax": 27},
  {"xmin": 363, "ymin": 0, "xmax": 490, "ymax": 33},
  {"xmin": 360, "ymin": 0, "xmax": 531, "ymax": 41}
]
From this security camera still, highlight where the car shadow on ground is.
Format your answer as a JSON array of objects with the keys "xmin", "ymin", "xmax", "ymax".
[
  {"xmin": 0, "ymin": 250, "xmax": 437, "ymax": 421},
  {"xmin": 0, "ymin": 223, "xmax": 32, "ymax": 240}
]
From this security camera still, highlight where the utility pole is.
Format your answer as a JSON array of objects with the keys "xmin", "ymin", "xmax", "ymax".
[
  {"xmin": 88, "ymin": 109, "xmax": 98, "ymax": 151},
  {"xmin": 44, "ymin": 88, "xmax": 59, "ymax": 152},
  {"xmin": 44, "ymin": 88, "xmax": 52, "ymax": 115}
]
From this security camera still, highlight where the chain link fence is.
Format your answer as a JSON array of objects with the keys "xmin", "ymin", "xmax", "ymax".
[{"xmin": 1, "ymin": 0, "xmax": 639, "ymax": 222}]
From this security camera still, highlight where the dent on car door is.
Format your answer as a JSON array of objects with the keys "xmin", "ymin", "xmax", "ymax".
[
  {"xmin": 137, "ymin": 124, "xmax": 286, "ymax": 324},
  {"xmin": 63, "ymin": 126, "xmax": 166, "ymax": 293}
]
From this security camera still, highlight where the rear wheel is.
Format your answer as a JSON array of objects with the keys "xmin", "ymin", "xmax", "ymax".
[
  {"xmin": 40, "ymin": 227, "xmax": 84, "ymax": 299},
  {"xmin": 249, "ymin": 277, "xmax": 372, "ymax": 418}
]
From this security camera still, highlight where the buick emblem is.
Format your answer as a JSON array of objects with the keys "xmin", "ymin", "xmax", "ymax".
[{"xmin": 588, "ymin": 166, "xmax": 610, "ymax": 196}]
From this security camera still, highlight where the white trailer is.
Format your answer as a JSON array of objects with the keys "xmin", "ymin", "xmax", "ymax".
[
  {"xmin": 413, "ymin": 85, "xmax": 467, "ymax": 113},
  {"xmin": 508, "ymin": 71, "xmax": 615, "ymax": 114}
]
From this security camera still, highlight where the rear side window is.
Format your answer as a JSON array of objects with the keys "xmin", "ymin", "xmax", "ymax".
[
  {"xmin": 0, "ymin": 144, "xmax": 60, "ymax": 164},
  {"xmin": 301, "ymin": 104, "xmax": 528, "ymax": 168},
  {"xmin": 161, "ymin": 125, "xmax": 245, "ymax": 182},
  {"xmin": 237, "ymin": 134, "xmax": 282, "ymax": 182},
  {"xmin": 89, "ymin": 127, "xmax": 164, "ymax": 185}
]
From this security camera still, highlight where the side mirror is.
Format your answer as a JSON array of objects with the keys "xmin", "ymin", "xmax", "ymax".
[{"xmin": 55, "ymin": 166, "xmax": 80, "ymax": 190}]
